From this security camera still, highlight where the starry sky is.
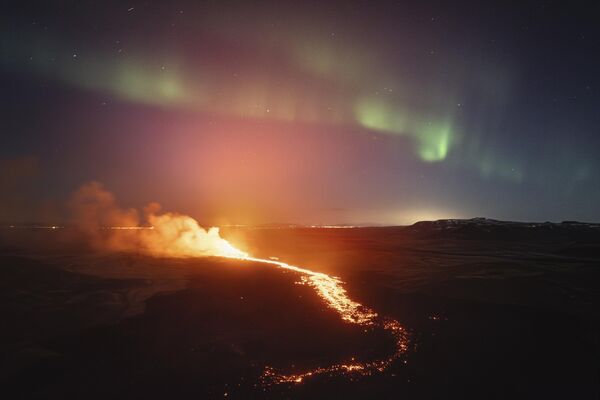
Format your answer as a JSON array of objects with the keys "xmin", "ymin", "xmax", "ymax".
[{"xmin": 1, "ymin": 1, "xmax": 599, "ymax": 225}]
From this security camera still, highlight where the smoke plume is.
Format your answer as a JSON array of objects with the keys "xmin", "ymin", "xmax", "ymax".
[{"xmin": 68, "ymin": 181, "xmax": 246, "ymax": 258}]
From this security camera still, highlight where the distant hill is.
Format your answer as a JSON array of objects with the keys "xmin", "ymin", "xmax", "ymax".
[{"xmin": 405, "ymin": 217, "xmax": 600, "ymax": 241}]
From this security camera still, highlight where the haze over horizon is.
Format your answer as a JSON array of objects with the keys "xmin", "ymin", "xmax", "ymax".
[{"xmin": 2, "ymin": 1, "xmax": 599, "ymax": 225}]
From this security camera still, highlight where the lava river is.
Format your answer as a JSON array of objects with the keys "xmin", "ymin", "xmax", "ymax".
[{"xmin": 225, "ymin": 253, "xmax": 410, "ymax": 385}]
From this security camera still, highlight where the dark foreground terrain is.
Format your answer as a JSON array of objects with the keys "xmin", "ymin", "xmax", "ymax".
[{"xmin": 1, "ymin": 219, "xmax": 599, "ymax": 398}]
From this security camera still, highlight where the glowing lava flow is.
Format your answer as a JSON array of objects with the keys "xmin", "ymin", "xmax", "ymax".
[
  {"xmin": 223, "ymin": 251, "xmax": 410, "ymax": 385},
  {"xmin": 65, "ymin": 180, "xmax": 408, "ymax": 385}
]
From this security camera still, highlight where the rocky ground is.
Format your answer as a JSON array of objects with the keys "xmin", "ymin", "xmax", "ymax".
[{"xmin": 1, "ymin": 221, "xmax": 598, "ymax": 398}]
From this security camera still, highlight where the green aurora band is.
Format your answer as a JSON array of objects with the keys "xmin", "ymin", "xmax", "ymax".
[{"xmin": 10, "ymin": 25, "xmax": 591, "ymax": 187}]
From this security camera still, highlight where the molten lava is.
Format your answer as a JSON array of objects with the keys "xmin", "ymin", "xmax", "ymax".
[
  {"xmin": 222, "ymin": 251, "xmax": 409, "ymax": 384},
  {"xmin": 69, "ymin": 182, "xmax": 409, "ymax": 384}
]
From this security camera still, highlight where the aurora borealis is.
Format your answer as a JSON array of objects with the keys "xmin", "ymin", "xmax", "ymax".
[{"xmin": 1, "ymin": 1, "xmax": 599, "ymax": 224}]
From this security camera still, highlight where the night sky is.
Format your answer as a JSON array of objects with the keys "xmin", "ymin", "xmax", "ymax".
[{"xmin": 1, "ymin": 1, "xmax": 599, "ymax": 225}]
